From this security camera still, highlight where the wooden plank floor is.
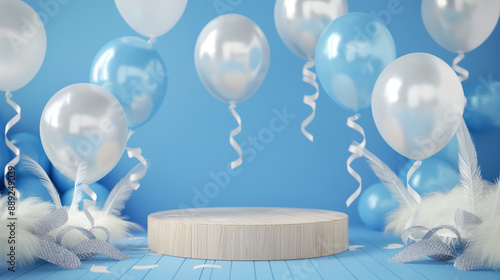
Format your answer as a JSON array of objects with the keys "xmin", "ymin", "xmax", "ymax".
[{"xmin": 2, "ymin": 227, "xmax": 499, "ymax": 279}]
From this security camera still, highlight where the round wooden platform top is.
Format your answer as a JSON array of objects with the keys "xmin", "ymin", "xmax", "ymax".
[{"xmin": 148, "ymin": 207, "xmax": 348, "ymax": 261}]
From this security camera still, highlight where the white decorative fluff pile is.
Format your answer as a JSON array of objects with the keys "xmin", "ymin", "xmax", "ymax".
[
  {"xmin": 363, "ymin": 120, "xmax": 500, "ymax": 270},
  {"xmin": 0, "ymin": 197, "xmax": 53, "ymax": 267}
]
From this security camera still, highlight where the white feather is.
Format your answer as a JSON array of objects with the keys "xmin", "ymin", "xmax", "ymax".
[
  {"xmin": 103, "ymin": 162, "xmax": 147, "ymax": 217},
  {"xmin": 355, "ymin": 142, "xmax": 416, "ymax": 210},
  {"xmin": 21, "ymin": 155, "xmax": 62, "ymax": 208},
  {"xmin": 70, "ymin": 161, "xmax": 87, "ymax": 213},
  {"xmin": 457, "ymin": 120, "xmax": 484, "ymax": 214},
  {"xmin": 0, "ymin": 197, "xmax": 53, "ymax": 267}
]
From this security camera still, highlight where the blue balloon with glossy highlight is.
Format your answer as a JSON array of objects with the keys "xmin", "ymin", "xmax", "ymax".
[
  {"xmin": 315, "ymin": 12, "xmax": 396, "ymax": 112},
  {"xmin": 358, "ymin": 182, "xmax": 399, "ymax": 230},
  {"xmin": 90, "ymin": 36, "xmax": 168, "ymax": 129}
]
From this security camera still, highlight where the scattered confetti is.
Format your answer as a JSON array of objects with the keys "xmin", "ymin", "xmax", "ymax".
[
  {"xmin": 132, "ymin": 265, "xmax": 159, "ymax": 270},
  {"xmin": 193, "ymin": 264, "xmax": 222, "ymax": 270},
  {"xmin": 348, "ymin": 245, "xmax": 364, "ymax": 251},
  {"xmin": 384, "ymin": 243, "xmax": 404, "ymax": 249},
  {"xmin": 90, "ymin": 265, "xmax": 111, "ymax": 273}
]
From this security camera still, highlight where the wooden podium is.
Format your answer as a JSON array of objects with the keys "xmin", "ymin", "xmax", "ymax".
[{"xmin": 148, "ymin": 207, "xmax": 348, "ymax": 261}]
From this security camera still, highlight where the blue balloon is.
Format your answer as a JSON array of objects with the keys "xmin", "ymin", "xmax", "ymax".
[
  {"xmin": 17, "ymin": 176, "xmax": 55, "ymax": 203},
  {"xmin": 315, "ymin": 12, "xmax": 396, "ymax": 112},
  {"xmin": 358, "ymin": 182, "xmax": 399, "ymax": 230},
  {"xmin": 431, "ymin": 135, "xmax": 459, "ymax": 171},
  {"xmin": 463, "ymin": 79, "xmax": 500, "ymax": 131},
  {"xmin": 399, "ymin": 158, "xmax": 459, "ymax": 196},
  {"xmin": 90, "ymin": 36, "xmax": 168, "ymax": 129},
  {"xmin": 61, "ymin": 182, "xmax": 110, "ymax": 210},
  {"xmin": 10, "ymin": 133, "xmax": 51, "ymax": 176},
  {"xmin": 51, "ymin": 164, "xmax": 75, "ymax": 193}
]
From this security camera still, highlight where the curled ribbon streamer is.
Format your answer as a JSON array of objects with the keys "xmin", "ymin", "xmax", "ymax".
[
  {"xmin": 126, "ymin": 147, "xmax": 148, "ymax": 189},
  {"xmin": 452, "ymin": 52, "xmax": 469, "ymax": 82},
  {"xmin": 229, "ymin": 103, "xmax": 242, "ymax": 169},
  {"xmin": 301, "ymin": 59, "xmax": 319, "ymax": 142},
  {"xmin": 126, "ymin": 130, "xmax": 148, "ymax": 190},
  {"xmin": 346, "ymin": 114, "xmax": 366, "ymax": 207},
  {"xmin": 4, "ymin": 92, "xmax": 21, "ymax": 198},
  {"xmin": 83, "ymin": 183, "xmax": 97, "ymax": 227},
  {"xmin": 404, "ymin": 160, "xmax": 422, "ymax": 229},
  {"xmin": 148, "ymin": 37, "xmax": 157, "ymax": 45}
]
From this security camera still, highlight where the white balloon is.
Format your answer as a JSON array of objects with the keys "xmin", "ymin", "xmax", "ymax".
[
  {"xmin": 274, "ymin": 0, "xmax": 348, "ymax": 60},
  {"xmin": 372, "ymin": 53, "xmax": 466, "ymax": 160},
  {"xmin": 0, "ymin": 0, "xmax": 46, "ymax": 92},
  {"xmin": 40, "ymin": 84, "xmax": 129, "ymax": 184},
  {"xmin": 115, "ymin": 0, "xmax": 188, "ymax": 38},
  {"xmin": 194, "ymin": 14, "xmax": 270, "ymax": 104},
  {"xmin": 422, "ymin": 0, "xmax": 500, "ymax": 53}
]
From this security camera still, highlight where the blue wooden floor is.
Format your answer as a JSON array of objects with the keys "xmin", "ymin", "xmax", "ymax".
[{"xmin": 1, "ymin": 227, "xmax": 499, "ymax": 279}]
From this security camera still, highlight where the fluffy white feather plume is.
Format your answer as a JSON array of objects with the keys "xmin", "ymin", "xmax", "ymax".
[
  {"xmin": 469, "ymin": 180, "xmax": 500, "ymax": 269},
  {"xmin": 0, "ymin": 197, "xmax": 53, "ymax": 267},
  {"xmin": 354, "ymin": 142, "xmax": 416, "ymax": 210},
  {"xmin": 103, "ymin": 162, "xmax": 147, "ymax": 217},
  {"xmin": 457, "ymin": 120, "xmax": 484, "ymax": 214},
  {"xmin": 20, "ymin": 155, "xmax": 62, "ymax": 208},
  {"xmin": 385, "ymin": 186, "xmax": 467, "ymax": 235},
  {"xmin": 70, "ymin": 161, "xmax": 87, "ymax": 213}
]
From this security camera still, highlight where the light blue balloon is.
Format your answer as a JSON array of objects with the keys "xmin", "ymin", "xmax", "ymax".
[
  {"xmin": 399, "ymin": 158, "xmax": 459, "ymax": 196},
  {"xmin": 62, "ymin": 182, "xmax": 110, "ymax": 210},
  {"xmin": 315, "ymin": 12, "xmax": 396, "ymax": 112},
  {"xmin": 10, "ymin": 133, "xmax": 51, "ymax": 176},
  {"xmin": 463, "ymin": 79, "xmax": 500, "ymax": 132},
  {"xmin": 90, "ymin": 36, "xmax": 168, "ymax": 129},
  {"xmin": 17, "ymin": 176, "xmax": 54, "ymax": 202},
  {"xmin": 358, "ymin": 182, "xmax": 399, "ymax": 231}
]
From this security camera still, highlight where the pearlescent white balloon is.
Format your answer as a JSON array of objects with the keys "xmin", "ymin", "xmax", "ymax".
[
  {"xmin": 40, "ymin": 84, "xmax": 129, "ymax": 184},
  {"xmin": 422, "ymin": 0, "xmax": 500, "ymax": 53},
  {"xmin": 0, "ymin": 0, "xmax": 46, "ymax": 92},
  {"xmin": 115, "ymin": 0, "xmax": 188, "ymax": 38},
  {"xmin": 195, "ymin": 14, "xmax": 270, "ymax": 104},
  {"xmin": 372, "ymin": 53, "xmax": 466, "ymax": 160},
  {"xmin": 274, "ymin": 0, "xmax": 348, "ymax": 60}
]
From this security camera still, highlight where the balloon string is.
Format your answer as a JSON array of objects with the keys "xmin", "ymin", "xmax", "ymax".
[
  {"xmin": 229, "ymin": 103, "xmax": 242, "ymax": 169},
  {"xmin": 301, "ymin": 59, "xmax": 319, "ymax": 142},
  {"xmin": 452, "ymin": 52, "xmax": 469, "ymax": 82},
  {"xmin": 82, "ymin": 183, "xmax": 97, "ymax": 227},
  {"xmin": 4, "ymin": 92, "xmax": 21, "ymax": 199},
  {"xmin": 346, "ymin": 114, "xmax": 366, "ymax": 207},
  {"xmin": 148, "ymin": 37, "xmax": 156, "ymax": 45},
  {"xmin": 126, "ymin": 130, "xmax": 148, "ymax": 190},
  {"xmin": 404, "ymin": 160, "xmax": 422, "ymax": 229}
]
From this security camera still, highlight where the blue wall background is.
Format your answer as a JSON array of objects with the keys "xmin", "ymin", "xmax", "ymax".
[{"xmin": 1, "ymin": 0, "xmax": 499, "ymax": 228}]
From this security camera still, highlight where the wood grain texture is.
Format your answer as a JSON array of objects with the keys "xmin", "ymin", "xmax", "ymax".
[{"xmin": 148, "ymin": 207, "xmax": 348, "ymax": 261}]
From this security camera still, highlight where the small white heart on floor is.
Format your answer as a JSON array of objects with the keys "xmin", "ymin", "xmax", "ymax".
[
  {"xmin": 384, "ymin": 243, "xmax": 404, "ymax": 249},
  {"xmin": 132, "ymin": 265, "xmax": 159, "ymax": 270},
  {"xmin": 348, "ymin": 245, "xmax": 364, "ymax": 251},
  {"xmin": 90, "ymin": 265, "xmax": 111, "ymax": 273}
]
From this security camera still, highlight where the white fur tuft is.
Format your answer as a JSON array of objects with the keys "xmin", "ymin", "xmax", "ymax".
[{"xmin": 0, "ymin": 197, "xmax": 53, "ymax": 267}]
